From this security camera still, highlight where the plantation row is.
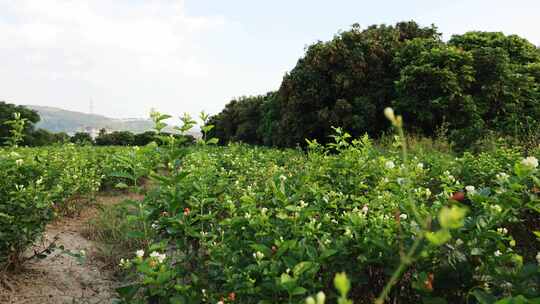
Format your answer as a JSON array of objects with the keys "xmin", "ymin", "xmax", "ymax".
[
  {"xmin": 2, "ymin": 111, "xmax": 539, "ymax": 303},
  {"xmin": 0, "ymin": 144, "xmax": 160, "ymax": 269},
  {"xmin": 113, "ymin": 128, "xmax": 540, "ymax": 303}
]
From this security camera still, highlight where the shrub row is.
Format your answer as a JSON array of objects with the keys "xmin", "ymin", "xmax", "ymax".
[
  {"xmin": 119, "ymin": 138, "xmax": 540, "ymax": 303},
  {"xmin": 0, "ymin": 145, "xmax": 159, "ymax": 269}
]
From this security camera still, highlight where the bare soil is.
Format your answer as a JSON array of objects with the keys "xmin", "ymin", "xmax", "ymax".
[{"xmin": 0, "ymin": 192, "xmax": 143, "ymax": 304}]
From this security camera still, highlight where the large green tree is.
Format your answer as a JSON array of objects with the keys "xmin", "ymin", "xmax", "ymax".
[
  {"xmin": 209, "ymin": 95, "xmax": 268, "ymax": 144},
  {"xmin": 273, "ymin": 21, "xmax": 440, "ymax": 147},
  {"xmin": 448, "ymin": 32, "xmax": 540, "ymax": 140},
  {"xmin": 209, "ymin": 22, "xmax": 540, "ymax": 148}
]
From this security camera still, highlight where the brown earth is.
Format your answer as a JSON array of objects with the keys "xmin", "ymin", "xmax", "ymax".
[{"xmin": 0, "ymin": 192, "xmax": 143, "ymax": 304}]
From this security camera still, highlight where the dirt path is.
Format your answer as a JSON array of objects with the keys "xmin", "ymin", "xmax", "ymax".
[{"xmin": 0, "ymin": 192, "xmax": 143, "ymax": 304}]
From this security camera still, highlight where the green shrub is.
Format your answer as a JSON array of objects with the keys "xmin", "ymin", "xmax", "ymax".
[
  {"xmin": 117, "ymin": 139, "xmax": 539, "ymax": 303},
  {"xmin": 0, "ymin": 145, "xmax": 159, "ymax": 270}
]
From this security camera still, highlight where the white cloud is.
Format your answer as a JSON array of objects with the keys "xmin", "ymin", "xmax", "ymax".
[{"xmin": 0, "ymin": 0, "xmax": 225, "ymax": 118}]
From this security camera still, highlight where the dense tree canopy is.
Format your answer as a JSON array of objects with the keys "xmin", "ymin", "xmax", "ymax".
[
  {"xmin": 95, "ymin": 130, "xmax": 135, "ymax": 146},
  {"xmin": 70, "ymin": 132, "xmax": 94, "ymax": 145},
  {"xmin": 24, "ymin": 129, "xmax": 69, "ymax": 146},
  {"xmin": 208, "ymin": 21, "xmax": 540, "ymax": 148}
]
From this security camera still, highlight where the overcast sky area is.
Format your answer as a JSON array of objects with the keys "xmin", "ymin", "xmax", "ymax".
[{"xmin": 1, "ymin": 0, "xmax": 539, "ymax": 119}]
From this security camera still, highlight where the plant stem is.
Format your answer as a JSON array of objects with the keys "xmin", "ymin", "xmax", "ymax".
[{"xmin": 374, "ymin": 234, "xmax": 423, "ymax": 304}]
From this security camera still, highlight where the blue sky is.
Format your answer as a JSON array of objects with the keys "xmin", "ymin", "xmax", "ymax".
[{"xmin": 1, "ymin": 0, "xmax": 539, "ymax": 121}]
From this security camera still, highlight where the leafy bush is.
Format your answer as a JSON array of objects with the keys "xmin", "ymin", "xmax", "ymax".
[
  {"xmin": 70, "ymin": 132, "xmax": 94, "ymax": 145},
  {"xmin": 0, "ymin": 101, "xmax": 40, "ymax": 146},
  {"xmin": 95, "ymin": 131, "xmax": 136, "ymax": 146},
  {"xmin": 117, "ymin": 133, "xmax": 539, "ymax": 303},
  {"xmin": 0, "ymin": 145, "xmax": 159, "ymax": 270}
]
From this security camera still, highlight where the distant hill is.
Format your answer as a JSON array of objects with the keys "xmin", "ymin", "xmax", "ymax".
[
  {"xmin": 26, "ymin": 105, "xmax": 200, "ymax": 137},
  {"xmin": 26, "ymin": 105, "xmax": 154, "ymax": 134}
]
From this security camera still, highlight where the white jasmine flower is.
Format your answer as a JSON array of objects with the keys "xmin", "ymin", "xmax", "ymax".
[
  {"xmin": 465, "ymin": 185, "xmax": 475, "ymax": 193},
  {"xmin": 151, "ymin": 223, "xmax": 159, "ymax": 230},
  {"xmin": 361, "ymin": 205, "xmax": 369, "ymax": 214},
  {"xmin": 385, "ymin": 160, "xmax": 395, "ymax": 169},
  {"xmin": 417, "ymin": 163, "xmax": 424, "ymax": 169},
  {"xmin": 494, "ymin": 250, "xmax": 502, "ymax": 257},
  {"xmin": 150, "ymin": 252, "xmax": 166, "ymax": 263},
  {"xmin": 400, "ymin": 213, "xmax": 408, "ymax": 220},
  {"xmin": 119, "ymin": 258, "xmax": 131, "ymax": 268},
  {"xmin": 299, "ymin": 200, "xmax": 308, "ymax": 208},
  {"xmin": 497, "ymin": 228, "xmax": 508, "ymax": 235},
  {"xmin": 261, "ymin": 207, "xmax": 268, "ymax": 215},
  {"xmin": 254, "ymin": 251, "xmax": 264, "ymax": 260},
  {"xmin": 136, "ymin": 249, "xmax": 145, "ymax": 258},
  {"xmin": 496, "ymin": 172, "xmax": 509, "ymax": 182},
  {"xmin": 490, "ymin": 205, "xmax": 502, "ymax": 213},
  {"xmin": 521, "ymin": 156, "xmax": 538, "ymax": 168},
  {"xmin": 279, "ymin": 175, "xmax": 287, "ymax": 181}
]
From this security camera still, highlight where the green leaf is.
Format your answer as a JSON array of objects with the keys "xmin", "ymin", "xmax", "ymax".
[
  {"xmin": 115, "ymin": 182, "xmax": 128, "ymax": 189},
  {"xmin": 470, "ymin": 248, "xmax": 484, "ymax": 256},
  {"xmin": 170, "ymin": 296, "xmax": 186, "ymax": 304},
  {"xmin": 334, "ymin": 272, "xmax": 350, "ymax": 297},
  {"xmin": 293, "ymin": 261, "xmax": 315, "ymax": 278},
  {"xmin": 439, "ymin": 205, "xmax": 467, "ymax": 229},
  {"xmin": 126, "ymin": 231, "xmax": 145, "ymax": 238},
  {"xmin": 206, "ymin": 138, "xmax": 219, "ymax": 145},
  {"xmin": 292, "ymin": 287, "xmax": 308, "ymax": 296},
  {"xmin": 426, "ymin": 229, "xmax": 452, "ymax": 245},
  {"xmin": 470, "ymin": 290, "xmax": 497, "ymax": 304},
  {"xmin": 423, "ymin": 297, "xmax": 447, "ymax": 304},
  {"xmin": 116, "ymin": 284, "xmax": 141, "ymax": 300},
  {"xmin": 494, "ymin": 295, "xmax": 530, "ymax": 304},
  {"xmin": 320, "ymin": 249, "xmax": 338, "ymax": 259}
]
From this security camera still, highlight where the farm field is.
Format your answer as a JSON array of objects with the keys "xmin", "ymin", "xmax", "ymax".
[
  {"xmin": 1, "ymin": 6, "xmax": 540, "ymax": 303},
  {"xmin": 1, "ymin": 120, "xmax": 538, "ymax": 303}
]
